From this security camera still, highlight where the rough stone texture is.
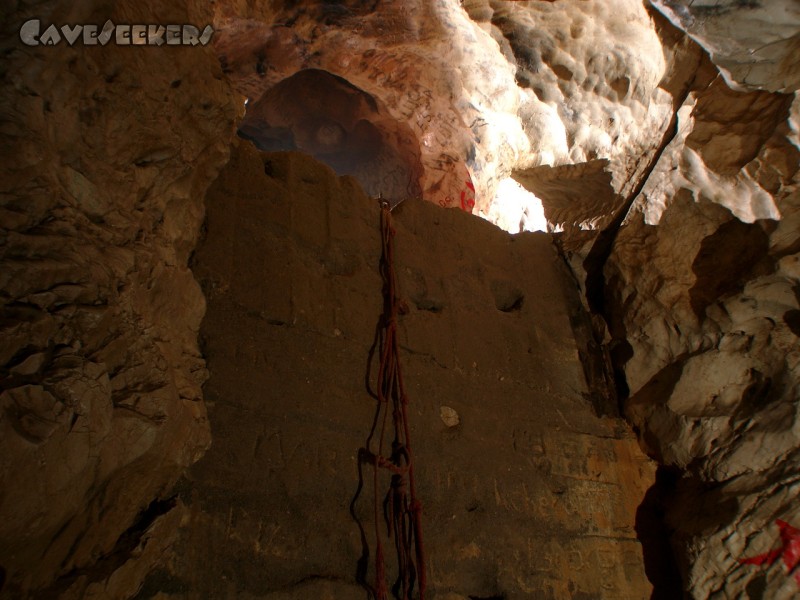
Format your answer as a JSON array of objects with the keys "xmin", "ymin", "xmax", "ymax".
[
  {"xmin": 471, "ymin": 7, "xmax": 800, "ymax": 594},
  {"xmin": 651, "ymin": 0, "xmax": 800, "ymax": 93},
  {"xmin": 0, "ymin": 1, "xmax": 237, "ymax": 596},
  {"xmin": 153, "ymin": 141, "xmax": 656, "ymax": 599},
  {"xmin": 211, "ymin": 0, "xmax": 679, "ymax": 230},
  {"xmin": 239, "ymin": 68, "xmax": 425, "ymax": 202},
  {"xmin": 604, "ymin": 87, "xmax": 800, "ymax": 600},
  {"xmin": 2, "ymin": 0, "xmax": 799, "ymax": 598}
]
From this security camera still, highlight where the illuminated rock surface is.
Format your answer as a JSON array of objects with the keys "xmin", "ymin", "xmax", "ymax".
[
  {"xmin": 215, "ymin": 0, "xmax": 677, "ymax": 230},
  {"xmin": 651, "ymin": 0, "xmax": 800, "ymax": 93},
  {"xmin": 0, "ymin": 0, "xmax": 798, "ymax": 597}
]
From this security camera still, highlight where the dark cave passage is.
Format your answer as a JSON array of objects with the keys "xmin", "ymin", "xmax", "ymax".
[{"xmin": 238, "ymin": 68, "xmax": 424, "ymax": 203}]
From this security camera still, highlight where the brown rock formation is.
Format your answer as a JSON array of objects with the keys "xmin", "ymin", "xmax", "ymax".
[
  {"xmin": 238, "ymin": 68, "xmax": 424, "ymax": 202},
  {"xmin": 0, "ymin": 1, "xmax": 237, "ymax": 596},
  {"xmin": 603, "ymin": 76, "xmax": 800, "ymax": 600},
  {"xmin": 163, "ymin": 141, "xmax": 655, "ymax": 599},
  {"xmin": 1, "ymin": 0, "xmax": 798, "ymax": 597}
]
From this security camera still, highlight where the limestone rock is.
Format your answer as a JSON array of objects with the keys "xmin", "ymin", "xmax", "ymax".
[
  {"xmin": 651, "ymin": 0, "xmax": 800, "ymax": 92},
  {"xmin": 212, "ymin": 0, "xmax": 679, "ymax": 233},
  {"xmin": 0, "ymin": 0, "xmax": 237, "ymax": 595},
  {"xmin": 439, "ymin": 405, "xmax": 460, "ymax": 428},
  {"xmin": 604, "ymin": 67, "xmax": 800, "ymax": 600},
  {"xmin": 1, "ymin": 0, "xmax": 798, "ymax": 597},
  {"xmin": 162, "ymin": 141, "xmax": 656, "ymax": 599}
]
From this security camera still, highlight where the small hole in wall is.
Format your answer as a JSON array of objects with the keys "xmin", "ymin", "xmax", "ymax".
[
  {"xmin": 783, "ymin": 309, "xmax": 800, "ymax": 337},
  {"xmin": 744, "ymin": 572, "xmax": 768, "ymax": 599},
  {"xmin": 499, "ymin": 293, "xmax": 524, "ymax": 312},
  {"xmin": 491, "ymin": 281, "xmax": 524, "ymax": 313},
  {"xmin": 414, "ymin": 298, "xmax": 444, "ymax": 313}
]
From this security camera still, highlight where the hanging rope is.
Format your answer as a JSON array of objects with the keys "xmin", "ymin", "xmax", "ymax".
[{"xmin": 362, "ymin": 200, "xmax": 427, "ymax": 600}]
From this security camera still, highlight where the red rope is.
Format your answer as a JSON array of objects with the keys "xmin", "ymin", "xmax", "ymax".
[{"xmin": 368, "ymin": 202, "xmax": 427, "ymax": 600}]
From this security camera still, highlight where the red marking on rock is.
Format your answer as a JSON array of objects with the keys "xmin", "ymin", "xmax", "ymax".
[
  {"xmin": 460, "ymin": 169, "xmax": 475, "ymax": 212},
  {"xmin": 739, "ymin": 519, "xmax": 800, "ymax": 585}
]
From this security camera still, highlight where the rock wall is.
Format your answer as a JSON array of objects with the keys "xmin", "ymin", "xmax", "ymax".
[
  {"xmin": 152, "ymin": 141, "xmax": 656, "ymax": 599},
  {"xmin": 651, "ymin": 0, "xmax": 800, "ymax": 93},
  {"xmin": 213, "ymin": 0, "xmax": 682, "ymax": 228},
  {"xmin": 603, "ymin": 56, "xmax": 800, "ymax": 600},
  {"xmin": 2, "ymin": 0, "xmax": 798, "ymax": 597},
  {"xmin": 0, "ymin": 1, "xmax": 237, "ymax": 596}
]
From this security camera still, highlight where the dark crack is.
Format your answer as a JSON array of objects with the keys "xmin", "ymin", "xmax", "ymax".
[{"xmin": 31, "ymin": 497, "xmax": 178, "ymax": 600}]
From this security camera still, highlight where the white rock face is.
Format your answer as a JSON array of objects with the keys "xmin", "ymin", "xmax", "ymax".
[
  {"xmin": 633, "ymin": 93, "xmax": 784, "ymax": 225},
  {"xmin": 215, "ymin": 0, "xmax": 677, "ymax": 231},
  {"xmin": 608, "ymin": 89, "xmax": 800, "ymax": 598},
  {"xmin": 651, "ymin": 0, "xmax": 800, "ymax": 92},
  {"xmin": 488, "ymin": 177, "xmax": 547, "ymax": 233}
]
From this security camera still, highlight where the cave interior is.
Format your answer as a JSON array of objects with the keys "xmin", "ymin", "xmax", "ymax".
[{"xmin": 1, "ymin": 0, "xmax": 799, "ymax": 599}]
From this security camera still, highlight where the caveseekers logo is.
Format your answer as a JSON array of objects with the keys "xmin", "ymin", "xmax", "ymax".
[{"xmin": 19, "ymin": 19, "xmax": 214, "ymax": 46}]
